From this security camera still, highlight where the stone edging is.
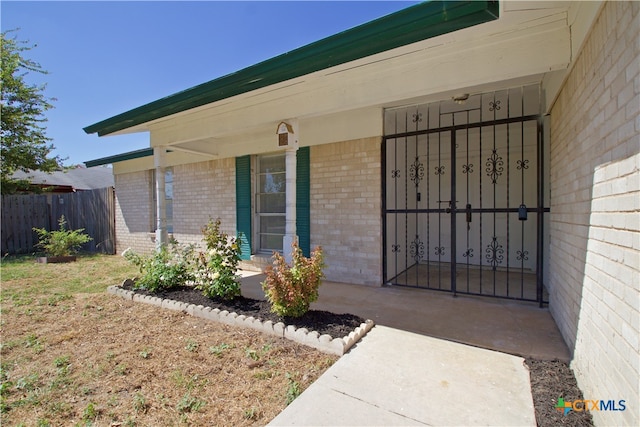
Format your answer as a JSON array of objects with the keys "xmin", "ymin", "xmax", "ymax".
[{"xmin": 107, "ymin": 284, "xmax": 374, "ymax": 356}]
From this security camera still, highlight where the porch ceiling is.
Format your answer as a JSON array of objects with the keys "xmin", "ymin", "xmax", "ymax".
[{"xmin": 150, "ymin": 3, "xmax": 571, "ymax": 155}]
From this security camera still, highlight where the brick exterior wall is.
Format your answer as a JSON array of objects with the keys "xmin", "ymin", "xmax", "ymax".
[
  {"xmin": 310, "ymin": 137, "xmax": 382, "ymax": 285},
  {"xmin": 114, "ymin": 171, "xmax": 156, "ymax": 255},
  {"xmin": 114, "ymin": 141, "xmax": 383, "ymax": 285},
  {"xmin": 171, "ymin": 158, "xmax": 236, "ymax": 246},
  {"xmin": 114, "ymin": 158, "xmax": 237, "ymax": 254},
  {"xmin": 548, "ymin": 2, "xmax": 639, "ymax": 425}
]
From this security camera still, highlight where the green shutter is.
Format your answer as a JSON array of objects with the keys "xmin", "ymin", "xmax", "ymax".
[
  {"xmin": 236, "ymin": 156, "xmax": 252, "ymax": 260},
  {"xmin": 296, "ymin": 147, "xmax": 311, "ymax": 257}
]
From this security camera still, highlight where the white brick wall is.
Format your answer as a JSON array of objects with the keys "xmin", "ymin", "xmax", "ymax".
[
  {"xmin": 549, "ymin": 2, "xmax": 639, "ymax": 426},
  {"xmin": 114, "ymin": 143, "xmax": 383, "ymax": 286},
  {"xmin": 114, "ymin": 158, "xmax": 237, "ymax": 255},
  {"xmin": 310, "ymin": 138, "xmax": 382, "ymax": 285},
  {"xmin": 171, "ymin": 158, "xmax": 236, "ymax": 247},
  {"xmin": 114, "ymin": 171, "xmax": 156, "ymax": 255}
]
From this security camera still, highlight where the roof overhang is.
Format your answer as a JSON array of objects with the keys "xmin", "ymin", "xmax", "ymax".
[
  {"xmin": 84, "ymin": 148, "xmax": 154, "ymax": 167},
  {"xmin": 83, "ymin": 1, "xmax": 499, "ymax": 137}
]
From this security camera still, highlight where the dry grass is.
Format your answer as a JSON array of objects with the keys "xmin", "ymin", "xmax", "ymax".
[{"xmin": 0, "ymin": 254, "xmax": 337, "ymax": 426}]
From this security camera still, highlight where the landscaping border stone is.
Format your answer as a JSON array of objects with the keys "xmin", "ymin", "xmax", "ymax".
[{"xmin": 107, "ymin": 283, "xmax": 374, "ymax": 356}]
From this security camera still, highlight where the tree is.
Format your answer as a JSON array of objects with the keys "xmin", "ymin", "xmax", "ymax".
[{"xmin": 1, "ymin": 30, "xmax": 62, "ymax": 194}]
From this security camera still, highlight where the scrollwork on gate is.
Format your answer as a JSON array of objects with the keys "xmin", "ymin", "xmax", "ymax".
[
  {"xmin": 409, "ymin": 157, "xmax": 424, "ymax": 187},
  {"xmin": 409, "ymin": 235, "xmax": 424, "ymax": 263},
  {"xmin": 485, "ymin": 237, "xmax": 504, "ymax": 269},
  {"xmin": 485, "ymin": 149, "xmax": 504, "ymax": 184}
]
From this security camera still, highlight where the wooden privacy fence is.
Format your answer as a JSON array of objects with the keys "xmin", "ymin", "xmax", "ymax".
[{"xmin": 1, "ymin": 187, "xmax": 116, "ymax": 255}]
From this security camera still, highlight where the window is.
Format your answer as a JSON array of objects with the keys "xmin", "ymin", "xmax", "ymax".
[
  {"xmin": 151, "ymin": 167, "xmax": 173, "ymax": 233},
  {"xmin": 256, "ymin": 154, "xmax": 285, "ymax": 252}
]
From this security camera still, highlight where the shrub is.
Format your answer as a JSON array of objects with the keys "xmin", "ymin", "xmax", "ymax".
[
  {"xmin": 122, "ymin": 241, "xmax": 194, "ymax": 292},
  {"xmin": 32, "ymin": 215, "xmax": 92, "ymax": 256},
  {"xmin": 261, "ymin": 243, "xmax": 325, "ymax": 318},
  {"xmin": 193, "ymin": 218, "xmax": 242, "ymax": 300}
]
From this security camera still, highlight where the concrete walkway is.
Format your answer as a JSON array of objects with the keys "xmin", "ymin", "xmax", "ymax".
[
  {"xmin": 240, "ymin": 272, "xmax": 568, "ymax": 426},
  {"xmin": 269, "ymin": 325, "xmax": 536, "ymax": 426}
]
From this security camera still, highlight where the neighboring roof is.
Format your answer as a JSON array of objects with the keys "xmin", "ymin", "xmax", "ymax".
[
  {"xmin": 12, "ymin": 167, "xmax": 115, "ymax": 191},
  {"xmin": 83, "ymin": 1, "xmax": 499, "ymax": 137},
  {"xmin": 84, "ymin": 148, "xmax": 154, "ymax": 168}
]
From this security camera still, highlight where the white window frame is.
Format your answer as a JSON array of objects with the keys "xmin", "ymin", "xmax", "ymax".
[{"xmin": 255, "ymin": 153, "xmax": 286, "ymax": 253}]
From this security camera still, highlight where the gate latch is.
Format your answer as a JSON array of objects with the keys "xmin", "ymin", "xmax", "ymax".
[
  {"xmin": 518, "ymin": 204, "xmax": 528, "ymax": 221},
  {"xmin": 438, "ymin": 200, "xmax": 457, "ymax": 214}
]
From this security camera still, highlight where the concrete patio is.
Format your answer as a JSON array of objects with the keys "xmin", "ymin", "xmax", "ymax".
[{"xmin": 239, "ymin": 271, "xmax": 570, "ymax": 362}]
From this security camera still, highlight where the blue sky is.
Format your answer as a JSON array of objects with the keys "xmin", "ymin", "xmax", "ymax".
[{"xmin": 2, "ymin": 1, "xmax": 419, "ymax": 166}]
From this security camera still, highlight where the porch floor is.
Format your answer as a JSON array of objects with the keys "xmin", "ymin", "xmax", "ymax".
[
  {"xmin": 391, "ymin": 263, "xmax": 546, "ymax": 301},
  {"xmin": 239, "ymin": 271, "xmax": 570, "ymax": 362}
]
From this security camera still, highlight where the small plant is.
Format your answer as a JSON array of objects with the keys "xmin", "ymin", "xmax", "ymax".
[
  {"xmin": 24, "ymin": 333, "xmax": 43, "ymax": 354},
  {"xmin": 262, "ymin": 243, "xmax": 325, "ymax": 317},
  {"xmin": 133, "ymin": 392, "xmax": 147, "ymax": 413},
  {"xmin": 245, "ymin": 348, "xmax": 259, "ymax": 361},
  {"xmin": 243, "ymin": 407, "xmax": 259, "ymax": 420},
  {"xmin": 193, "ymin": 218, "xmax": 242, "ymax": 300},
  {"xmin": 14, "ymin": 372, "xmax": 39, "ymax": 391},
  {"xmin": 284, "ymin": 372, "xmax": 301, "ymax": 405},
  {"xmin": 81, "ymin": 401, "xmax": 98, "ymax": 422},
  {"xmin": 139, "ymin": 348, "xmax": 152, "ymax": 359},
  {"xmin": 208, "ymin": 343, "xmax": 230, "ymax": 357},
  {"xmin": 53, "ymin": 356, "xmax": 70, "ymax": 368},
  {"xmin": 53, "ymin": 355, "xmax": 70, "ymax": 376},
  {"xmin": 175, "ymin": 393, "xmax": 205, "ymax": 414},
  {"xmin": 122, "ymin": 241, "xmax": 194, "ymax": 292},
  {"xmin": 33, "ymin": 215, "xmax": 92, "ymax": 257},
  {"xmin": 185, "ymin": 339, "xmax": 199, "ymax": 352},
  {"xmin": 115, "ymin": 363, "xmax": 127, "ymax": 376}
]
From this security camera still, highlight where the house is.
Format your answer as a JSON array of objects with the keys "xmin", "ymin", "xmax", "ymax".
[
  {"xmin": 84, "ymin": 2, "xmax": 638, "ymax": 425},
  {"xmin": 11, "ymin": 167, "xmax": 115, "ymax": 193}
]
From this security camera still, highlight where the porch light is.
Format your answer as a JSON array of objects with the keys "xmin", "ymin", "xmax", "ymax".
[
  {"xmin": 452, "ymin": 94, "xmax": 469, "ymax": 104},
  {"xmin": 276, "ymin": 121, "xmax": 296, "ymax": 148}
]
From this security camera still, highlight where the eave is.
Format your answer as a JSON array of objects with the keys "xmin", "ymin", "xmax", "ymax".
[
  {"xmin": 84, "ymin": 148, "xmax": 154, "ymax": 167},
  {"xmin": 83, "ymin": 1, "xmax": 499, "ymax": 137}
]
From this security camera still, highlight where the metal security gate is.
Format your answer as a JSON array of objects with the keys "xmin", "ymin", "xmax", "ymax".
[{"xmin": 382, "ymin": 86, "xmax": 549, "ymax": 303}]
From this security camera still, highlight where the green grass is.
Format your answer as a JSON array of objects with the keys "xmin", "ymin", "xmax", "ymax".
[{"xmin": 0, "ymin": 254, "xmax": 139, "ymax": 301}]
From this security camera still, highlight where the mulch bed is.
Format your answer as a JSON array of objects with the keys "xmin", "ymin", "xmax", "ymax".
[
  {"xmin": 122, "ymin": 283, "xmax": 593, "ymax": 427},
  {"xmin": 121, "ymin": 283, "xmax": 365, "ymax": 339},
  {"xmin": 526, "ymin": 358, "xmax": 594, "ymax": 426}
]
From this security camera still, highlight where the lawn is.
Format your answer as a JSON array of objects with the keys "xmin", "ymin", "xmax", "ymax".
[{"xmin": 0, "ymin": 254, "xmax": 337, "ymax": 426}]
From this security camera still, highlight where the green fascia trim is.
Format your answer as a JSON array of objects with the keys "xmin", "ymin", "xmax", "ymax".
[
  {"xmin": 84, "ymin": 1, "xmax": 498, "ymax": 137},
  {"xmin": 84, "ymin": 148, "xmax": 154, "ymax": 167}
]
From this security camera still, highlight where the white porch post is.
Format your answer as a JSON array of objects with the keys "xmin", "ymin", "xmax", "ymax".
[
  {"xmin": 154, "ymin": 146, "xmax": 168, "ymax": 249},
  {"xmin": 283, "ymin": 145, "xmax": 298, "ymax": 263}
]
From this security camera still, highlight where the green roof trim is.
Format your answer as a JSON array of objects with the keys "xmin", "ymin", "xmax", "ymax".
[
  {"xmin": 84, "ymin": 148, "xmax": 154, "ymax": 167},
  {"xmin": 84, "ymin": 1, "xmax": 498, "ymax": 137}
]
